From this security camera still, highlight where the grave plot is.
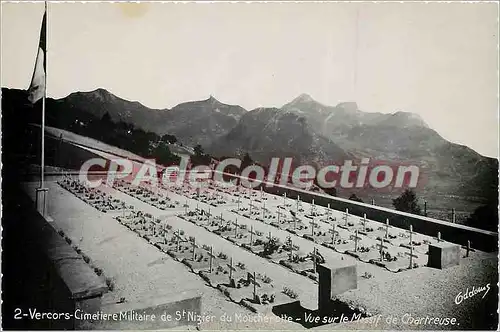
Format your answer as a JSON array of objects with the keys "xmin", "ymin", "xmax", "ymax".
[
  {"xmin": 376, "ymin": 243, "xmax": 428, "ymax": 272},
  {"xmin": 264, "ymin": 209, "xmax": 304, "ymax": 233},
  {"xmin": 278, "ymin": 237, "xmax": 321, "ymax": 281},
  {"xmin": 332, "ymin": 230, "xmax": 374, "ymax": 256},
  {"xmin": 213, "ymin": 219, "xmax": 242, "ymax": 238},
  {"xmin": 155, "ymin": 229, "xmax": 193, "ymax": 260},
  {"xmin": 299, "ymin": 218, "xmax": 332, "ymax": 243},
  {"xmin": 122, "ymin": 213, "xmax": 166, "ymax": 238},
  {"xmin": 223, "ymin": 221, "xmax": 252, "ymax": 245},
  {"xmin": 180, "ymin": 209, "xmax": 216, "ymax": 230},
  {"xmin": 301, "ymin": 199, "xmax": 326, "ymax": 220},
  {"xmin": 113, "ymin": 180, "xmax": 180, "ymax": 210},
  {"xmin": 237, "ymin": 201, "xmax": 262, "ymax": 220},
  {"xmin": 385, "ymin": 225, "xmax": 435, "ymax": 255},
  {"xmin": 256, "ymin": 232, "xmax": 289, "ymax": 263},
  {"xmin": 254, "ymin": 204, "xmax": 276, "ymax": 224},
  {"xmin": 184, "ymin": 244, "xmax": 225, "ymax": 274},
  {"xmin": 219, "ymin": 272, "xmax": 287, "ymax": 313},
  {"xmin": 369, "ymin": 219, "xmax": 401, "ymax": 246},
  {"xmin": 319, "ymin": 222, "xmax": 353, "ymax": 250},
  {"xmin": 198, "ymin": 254, "xmax": 248, "ymax": 288},
  {"xmin": 239, "ymin": 227, "xmax": 267, "ymax": 254},
  {"xmin": 349, "ymin": 214, "xmax": 379, "ymax": 236},
  {"xmin": 57, "ymin": 177, "xmax": 131, "ymax": 213},
  {"xmin": 203, "ymin": 189, "xmax": 231, "ymax": 207},
  {"xmin": 202, "ymin": 213, "xmax": 226, "ymax": 233}
]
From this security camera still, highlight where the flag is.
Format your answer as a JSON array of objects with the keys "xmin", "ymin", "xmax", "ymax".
[{"xmin": 28, "ymin": 9, "xmax": 46, "ymax": 104}]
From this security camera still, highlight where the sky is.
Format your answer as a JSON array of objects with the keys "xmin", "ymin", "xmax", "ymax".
[{"xmin": 1, "ymin": 1, "xmax": 498, "ymax": 158}]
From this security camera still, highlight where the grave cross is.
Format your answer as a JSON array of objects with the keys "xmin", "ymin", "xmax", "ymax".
[
  {"xmin": 174, "ymin": 229, "xmax": 185, "ymax": 252},
  {"xmin": 227, "ymin": 257, "xmax": 236, "ymax": 282},
  {"xmin": 285, "ymin": 236, "xmax": 294, "ymax": 260},
  {"xmin": 465, "ymin": 240, "xmax": 471, "ymax": 258},
  {"xmin": 296, "ymin": 195, "xmax": 300, "ymax": 213},
  {"xmin": 408, "ymin": 225, "xmax": 414, "ymax": 245},
  {"xmin": 376, "ymin": 237, "xmax": 388, "ymax": 261},
  {"xmin": 191, "ymin": 238, "xmax": 199, "ymax": 261},
  {"xmin": 311, "ymin": 248, "xmax": 319, "ymax": 273},
  {"xmin": 435, "ymin": 231, "xmax": 442, "ymax": 242},
  {"xmin": 352, "ymin": 229, "xmax": 362, "ymax": 252},
  {"xmin": 248, "ymin": 272, "xmax": 261, "ymax": 301},
  {"xmin": 207, "ymin": 246, "xmax": 216, "ymax": 273},
  {"xmin": 310, "ymin": 219, "xmax": 319, "ymax": 236},
  {"xmin": 384, "ymin": 219, "xmax": 391, "ymax": 239},
  {"xmin": 344, "ymin": 208, "xmax": 349, "ymax": 226},
  {"xmin": 326, "ymin": 203, "xmax": 331, "ymax": 219},
  {"xmin": 405, "ymin": 244, "xmax": 417, "ymax": 269},
  {"xmin": 249, "ymin": 195, "xmax": 253, "ymax": 215},
  {"xmin": 311, "ymin": 199, "xmax": 315, "ymax": 215},
  {"xmin": 249, "ymin": 225, "xmax": 257, "ymax": 245},
  {"xmin": 329, "ymin": 222, "xmax": 338, "ymax": 245},
  {"xmin": 262, "ymin": 201, "xmax": 266, "ymax": 220},
  {"xmin": 283, "ymin": 192, "xmax": 287, "ymax": 208},
  {"xmin": 266, "ymin": 231, "xmax": 273, "ymax": 243},
  {"xmin": 361, "ymin": 214, "xmax": 367, "ymax": 231},
  {"xmin": 232, "ymin": 218, "xmax": 239, "ymax": 237}
]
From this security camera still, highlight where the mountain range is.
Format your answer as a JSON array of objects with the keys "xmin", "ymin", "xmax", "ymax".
[{"xmin": 2, "ymin": 87, "xmax": 498, "ymax": 206}]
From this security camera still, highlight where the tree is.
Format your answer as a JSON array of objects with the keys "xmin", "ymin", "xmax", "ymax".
[
  {"xmin": 349, "ymin": 193, "xmax": 363, "ymax": 203},
  {"xmin": 194, "ymin": 144, "xmax": 204, "ymax": 157},
  {"xmin": 191, "ymin": 144, "xmax": 211, "ymax": 166},
  {"xmin": 392, "ymin": 189, "xmax": 421, "ymax": 215},
  {"xmin": 161, "ymin": 134, "xmax": 177, "ymax": 144},
  {"xmin": 323, "ymin": 187, "xmax": 337, "ymax": 197},
  {"xmin": 152, "ymin": 142, "xmax": 180, "ymax": 166},
  {"xmin": 465, "ymin": 197, "xmax": 498, "ymax": 232},
  {"xmin": 241, "ymin": 152, "xmax": 254, "ymax": 169}
]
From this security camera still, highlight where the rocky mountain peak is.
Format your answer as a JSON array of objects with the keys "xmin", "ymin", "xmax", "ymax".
[{"xmin": 335, "ymin": 101, "xmax": 359, "ymax": 112}]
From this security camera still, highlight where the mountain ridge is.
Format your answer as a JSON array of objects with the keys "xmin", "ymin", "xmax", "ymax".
[{"xmin": 2, "ymin": 86, "xmax": 497, "ymax": 205}]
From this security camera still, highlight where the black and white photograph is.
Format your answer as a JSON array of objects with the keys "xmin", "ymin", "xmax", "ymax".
[{"xmin": 1, "ymin": 1, "xmax": 499, "ymax": 330}]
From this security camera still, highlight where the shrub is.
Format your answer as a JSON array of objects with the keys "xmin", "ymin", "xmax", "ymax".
[
  {"xmin": 282, "ymin": 287, "xmax": 298, "ymax": 299},
  {"xmin": 261, "ymin": 275, "xmax": 272, "ymax": 284},
  {"xmin": 105, "ymin": 277, "xmax": 114, "ymax": 291}
]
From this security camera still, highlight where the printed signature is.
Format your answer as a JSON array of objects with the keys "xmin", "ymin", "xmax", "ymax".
[{"xmin": 454, "ymin": 284, "xmax": 491, "ymax": 305}]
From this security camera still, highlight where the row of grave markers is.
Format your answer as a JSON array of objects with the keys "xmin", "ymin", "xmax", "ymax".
[
  {"xmin": 187, "ymin": 196, "xmax": 473, "ymax": 272},
  {"xmin": 173, "ymin": 228, "xmax": 265, "ymax": 300}
]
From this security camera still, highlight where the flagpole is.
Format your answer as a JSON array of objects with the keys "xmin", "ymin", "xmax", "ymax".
[{"xmin": 41, "ymin": 0, "xmax": 47, "ymax": 189}]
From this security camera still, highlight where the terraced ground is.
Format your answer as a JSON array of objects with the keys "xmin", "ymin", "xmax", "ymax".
[{"xmin": 20, "ymin": 134, "xmax": 497, "ymax": 330}]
